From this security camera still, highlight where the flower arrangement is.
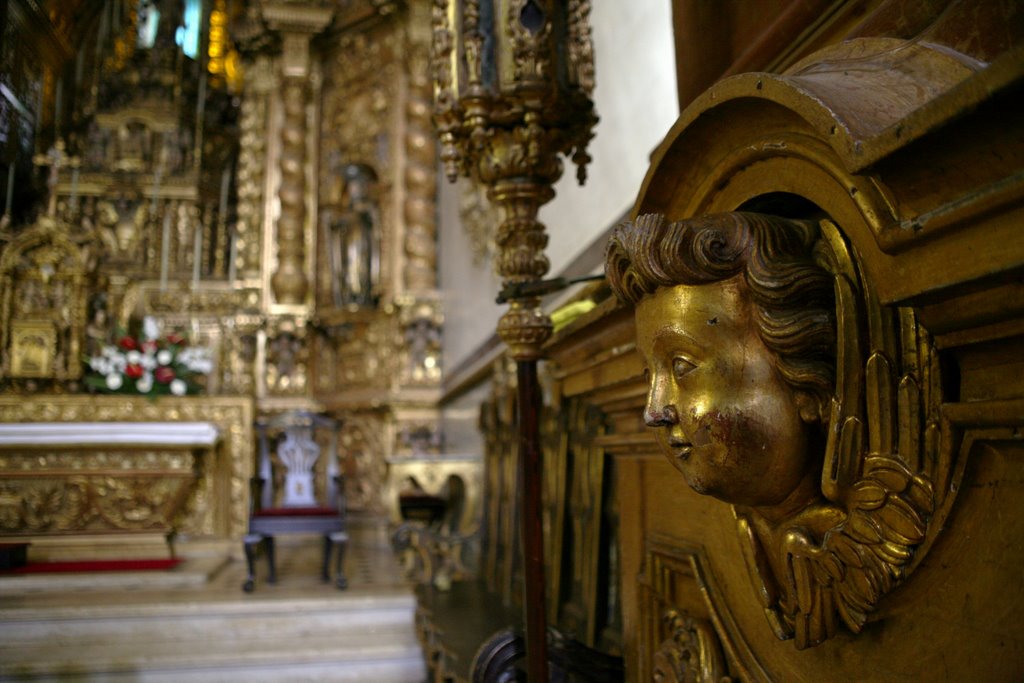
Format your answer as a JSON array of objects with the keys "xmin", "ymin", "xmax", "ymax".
[{"xmin": 85, "ymin": 318, "xmax": 213, "ymax": 396}]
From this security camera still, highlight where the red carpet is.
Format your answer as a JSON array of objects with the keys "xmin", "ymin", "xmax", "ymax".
[{"xmin": 1, "ymin": 558, "xmax": 182, "ymax": 574}]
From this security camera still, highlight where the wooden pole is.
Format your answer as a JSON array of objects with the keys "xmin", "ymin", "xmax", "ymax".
[{"xmin": 517, "ymin": 358, "xmax": 548, "ymax": 681}]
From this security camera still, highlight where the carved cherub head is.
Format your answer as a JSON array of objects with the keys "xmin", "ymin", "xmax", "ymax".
[
  {"xmin": 608, "ymin": 212, "xmax": 936, "ymax": 649},
  {"xmin": 606, "ymin": 212, "xmax": 836, "ymax": 511}
]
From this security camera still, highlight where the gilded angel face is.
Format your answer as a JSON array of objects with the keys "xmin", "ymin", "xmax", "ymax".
[{"xmin": 635, "ymin": 277, "xmax": 815, "ymax": 508}]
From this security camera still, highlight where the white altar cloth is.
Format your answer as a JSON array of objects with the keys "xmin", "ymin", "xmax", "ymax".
[{"xmin": 0, "ymin": 422, "xmax": 220, "ymax": 447}]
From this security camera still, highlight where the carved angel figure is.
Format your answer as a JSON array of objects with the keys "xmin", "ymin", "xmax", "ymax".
[{"xmin": 606, "ymin": 212, "xmax": 937, "ymax": 649}]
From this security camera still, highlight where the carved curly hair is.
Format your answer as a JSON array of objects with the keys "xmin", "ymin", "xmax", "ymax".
[{"xmin": 605, "ymin": 212, "xmax": 836, "ymax": 420}]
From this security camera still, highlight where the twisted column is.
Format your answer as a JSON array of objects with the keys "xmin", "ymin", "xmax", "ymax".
[
  {"xmin": 271, "ymin": 76, "xmax": 308, "ymax": 303},
  {"xmin": 403, "ymin": 3, "xmax": 438, "ymax": 292},
  {"xmin": 261, "ymin": 5, "xmax": 334, "ymax": 304}
]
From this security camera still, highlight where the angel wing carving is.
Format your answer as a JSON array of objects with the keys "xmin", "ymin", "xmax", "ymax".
[
  {"xmin": 781, "ymin": 455, "xmax": 933, "ymax": 649},
  {"xmin": 763, "ymin": 219, "xmax": 943, "ymax": 649}
]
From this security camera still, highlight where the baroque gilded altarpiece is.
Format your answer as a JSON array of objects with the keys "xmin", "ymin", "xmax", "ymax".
[{"xmin": 0, "ymin": 0, "xmax": 443, "ymax": 557}]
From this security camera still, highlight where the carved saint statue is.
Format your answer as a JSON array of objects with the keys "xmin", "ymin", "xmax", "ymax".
[
  {"xmin": 606, "ymin": 212, "xmax": 936, "ymax": 649},
  {"xmin": 329, "ymin": 163, "xmax": 381, "ymax": 308}
]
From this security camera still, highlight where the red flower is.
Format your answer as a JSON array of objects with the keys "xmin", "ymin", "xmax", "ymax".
[
  {"xmin": 165, "ymin": 333, "xmax": 185, "ymax": 346},
  {"xmin": 125, "ymin": 364, "xmax": 144, "ymax": 379},
  {"xmin": 141, "ymin": 340, "xmax": 158, "ymax": 354},
  {"xmin": 154, "ymin": 366, "xmax": 176, "ymax": 384},
  {"xmin": 118, "ymin": 336, "xmax": 138, "ymax": 351}
]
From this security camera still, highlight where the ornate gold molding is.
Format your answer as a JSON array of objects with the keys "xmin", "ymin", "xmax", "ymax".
[
  {"xmin": 0, "ymin": 468, "xmax": 195, "ymax": 534},
  {"xmin": 339, "ymin": 411, "xmax": 390, "ymax": 512},
  {"xmin": 265, "ymin": 317, "xmax": 309, "ymax": 397},
  {"xmin": 638, "ymin": 539, "xmax": 761, "ymax": 682},
  {"xmin": 652, "ymin": 610, "xmax": 732, "ymax": 683},
  {"xmin": 0, "ymin": 214, "xmax": 89, "ymax": 383}
]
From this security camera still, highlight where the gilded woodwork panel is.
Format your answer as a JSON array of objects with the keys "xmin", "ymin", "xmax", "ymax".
[
  {"xmin": 476, "ymin": 352, "xmax": 622, "ymax": 653},
  {"xmin": 479, "ymin": 356, "xmax": 520, "ymax": 603},
  {"xmin": 0, "ymin": 458, "xmax": 195, "ymax": 540},
  {"xmin": 338, "ymin": 410, "xmax": 390, "ymax": 513},
  {"xmin": 547, "ymin": 398, "xmax": 610, "ymax": 647},
  {"xmin": 541, "ymin": 400, "xmax": 570, "ymax": 624},
  {"xmin": 264, "ymin": 318, "xmax": 309, "ymax": 398},
  {"xmin": 0, "ymin": 214, "xmax": 88, "ymax": 384},
  {"xmin": 397, "ymin": 297, "xmax": 443, "ymax": 387},
  {"xmin": 592, "ymin": 9, "xmax": 1024, "ymax": 680},
  {"xmin": 318, "ymin": 25, "xmax": 400, "ymax": 305},
  {"xmin": 0, "ymin": 395, "xmax": 252, "ymax": 541},
  {"xmin": 639, "ymin": 540, "xmax": 736, "ymax": 683},
  {"xmin": 312, "ymin": 7, "xmax": 446, "ymax": 404},
  {"xmin": 334, "ymin": 315, "xmax": 390, "ymax": 391}
]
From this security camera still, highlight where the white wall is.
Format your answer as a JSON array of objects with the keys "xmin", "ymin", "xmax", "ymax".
[
  {"xmin": 542, "ymin": 1, "xmax": 679, "ymax": 277},
  {"xmin": 438, "ymin": 0, "xmax": 678, "ymax": 376},
  {"xmin": 438, "ymin": 175, "xmax": 504, "ymax": 376}
]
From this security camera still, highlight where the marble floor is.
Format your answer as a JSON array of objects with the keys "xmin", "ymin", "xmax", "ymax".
[
  {"xmin": 0, "ymin": 515, "xmax": 427, "ymax": 682},
  {"xmin": 0, "ymin": 514, "xmax": 408, "ymax": 600}
]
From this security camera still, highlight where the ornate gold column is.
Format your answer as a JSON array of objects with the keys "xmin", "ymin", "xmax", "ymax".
[
  {"xmin": 262, "ymin": 4, "xmax": 334, "ymax": 305},
  {"xmin": 431, "ymin": 1, "xmax": 597, "ymax": 677},
  {"xmin": 403, "ymin": 1, "xmax": 439, "ymax": 294},
  {"xmin": 235, "ymin": 56, "xmax": 275, "ymax": 282}
]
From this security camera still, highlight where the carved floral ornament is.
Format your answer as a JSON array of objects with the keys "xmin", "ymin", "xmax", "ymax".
[{"xmin": 607, "ymin": 211, "xmax": 945, "ymax": 650}]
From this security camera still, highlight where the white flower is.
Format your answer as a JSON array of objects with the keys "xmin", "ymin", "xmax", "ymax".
[
  {"xmin": 106, "ymin": 373, "xmax": 124, "ymax": 390},
  {"xmin": 88, "ymin": 356, "xmax": 104, "ymax": 371},
  {"xmin": 157, "ymin": 349, "xmax": 173, "ymax": 366},
  {"xmin": 143, "ymin": 316, "xmax": 161, "ymax": 341},
  {"xmin": 141, "ymin": 354, "xmax": 157, "ymax": 371},
  {"xmin": 176, "ymin": 348, "xmax": 213, "ymax": 375},
  {"xmin": 126, "ymin": 350, "xmax": 142, "ymax": 364},
  {"xmin": 136, "ymin": 373, "xmax": 153, "ymax": 393},
  {"xmin": 170, "ymin": 378, "xmax": 187, "ymax": 396},
  {"xmin": 184, "ymin": 356, "xmax": 213, "ymax": 374}
]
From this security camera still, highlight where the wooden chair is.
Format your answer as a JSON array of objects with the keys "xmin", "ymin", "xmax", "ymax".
[{"xmin": 242, "ymin": 411, "xmax": 348, "ymax": 592}]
